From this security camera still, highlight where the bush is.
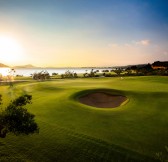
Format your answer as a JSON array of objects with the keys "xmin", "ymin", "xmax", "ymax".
[
  {"xmin": 0, "ymin": 94, "xmax": 39, "ymax": 138},
  {"xmin": 61, "ymin": 70, "xmax": 78, "ymax": 78},
  {"xmin": 32, "ymin": 70, "xmax": 50, "ymax": 81}
]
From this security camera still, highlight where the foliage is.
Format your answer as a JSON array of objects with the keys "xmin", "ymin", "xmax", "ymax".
[
  {"xmin": 125, "ymin": 68, "xmax": 132, "ymax": 75},
  {"xmin": 32, "ymin": 70, "xmax": 50, "ymax": 81},
  {"xmin": 83, "ymin": 69, "xmax": 97, "ymax": 77},
  {"xmin": 52, "ymin": 72, "xmax": 58, "ymax": 76},
  {"xmin": 61, "ymin": 70, "xmax": 78, "ymax": 78},
  {"xmin": 124, "ymin": 64, "xmax": 168, "ymax": 76},
  {"xmin": 152, "ymin": 61, "xmax": 168, "ymax": 68},
  {"xmin": 0, "ymin": 94, "xmax": 39, "ymax": 138},
  {"xmin": 102, "ymin": 69, "xmax": 109, "ymax": 72},
  {"xmin": 80, "ymin": 64, "xmax": 168, "ymax": 78},
  {"xmin": 102, "ymin": 73, "xmax": 110, "ymax": 77},
  {"xmin": 113, "ymin": 68, "xmax": 123, "ymax": 76}
]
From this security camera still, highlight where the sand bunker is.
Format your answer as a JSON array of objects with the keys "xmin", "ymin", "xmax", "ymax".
[{"xmin": 79, "ymin": 92, "xmax": 127, "ymax": 108}]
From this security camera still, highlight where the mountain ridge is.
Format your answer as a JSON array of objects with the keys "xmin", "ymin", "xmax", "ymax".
[
  {"xmin": 13, "ymin": 64, "xmax": 39, "ymax": 68},
  {"xmin": 0, "ymin": 63, "xmax": 9, "ymax": 67}
]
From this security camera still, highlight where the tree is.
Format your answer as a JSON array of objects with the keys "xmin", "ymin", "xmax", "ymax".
[
  {"xmin": 137, "ymin": 64, "xmax": 153, "ymax": 75},
  {"xmin": 83, "ymin": 73, "xmax": 89, "ymax": 78},
  {"xmin": 0, "ymin": 94, "xmax": 39, "ymax": 138},
  {"xmin": 32, "ymin": 70, "xmax": 50, "ymax": 81},
  {"xmin": 83, "ymin": 69, "xmax": 97, "ymax": 78},
  {"xmin": 90, "ymin": 69, "xmax": 95, "ymax": 77},
  {"xmin": 125, "ymin": 67, "xmax": 132, "ymax": 75},
  {"xmin": 61, "ymin": 70, "xmax": 78, "ymax": 78},
  {"xmin": 113, "ymin": 68, "xmax": 123, "ymax": 76},
  {"xmin": 52, "ymin": 72, "xmax": 58, "ymax": 76},
  {"xmin": 130, "ymin": 66, "xmax": 139, "ymax": 75}
]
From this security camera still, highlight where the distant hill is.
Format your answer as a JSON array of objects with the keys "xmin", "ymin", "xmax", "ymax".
[
  {"xmin": 13, "ymin": 64, "xmax": 39, "ymax": 68},
  {"xmin": 113, "ymin": 64, "xmax": 148, "ymax": 69},
  {"xmin": 116, "ymin": 61, "xmax": 168, "ymax": 69},
  {"xmin": 126, "ymin": 64, "xmax": 148, "ymax": 68},
  {"xmin": 0, "ymin": 63, "xmax": 9, "ymax": 67}
]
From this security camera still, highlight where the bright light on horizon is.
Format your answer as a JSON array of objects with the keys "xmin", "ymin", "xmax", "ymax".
[
  {"xmin": 0, "ymin": 1, "xmax": 167, "ymax": 67},
  {"xmin": 0, "ymin": 67, "xmax": 11, "ymax": 76},
  {"xmin": 0, "ymin": 35, "xmax": 25, "ymax": 64}
]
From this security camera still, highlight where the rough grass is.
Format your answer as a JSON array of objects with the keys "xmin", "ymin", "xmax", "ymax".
[{"xmin": 0, "ymin": 76, "xmax": 168, "ymax": 161}]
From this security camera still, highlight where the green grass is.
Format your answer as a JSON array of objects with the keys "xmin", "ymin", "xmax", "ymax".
[{"xmin": 0, "ymin": 76, "xmax": 168, "ymax": 161}]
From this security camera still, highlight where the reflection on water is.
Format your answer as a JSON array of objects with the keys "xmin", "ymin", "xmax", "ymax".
[
  {"xmin": 0, "ymin": 67, "xmax": 115, "ymax": 77},
  {"xmin": 14, "ymin": 68, "xmax": 114, "ymax": 76}
]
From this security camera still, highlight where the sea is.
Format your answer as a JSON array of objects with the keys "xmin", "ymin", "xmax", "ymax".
[{"xmin": 12, "ymin": 67, "xmax": 114, "ymax": 76}]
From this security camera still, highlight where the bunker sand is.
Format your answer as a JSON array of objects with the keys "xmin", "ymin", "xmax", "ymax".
[{"xmin": 79, "ymin": 92, "xmax": 127, "ymax": 108}]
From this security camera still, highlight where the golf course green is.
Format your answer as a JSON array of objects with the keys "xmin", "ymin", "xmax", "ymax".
[{"xmin": 0, "ymin": 76, "xmax": 168, "ymax": 161}]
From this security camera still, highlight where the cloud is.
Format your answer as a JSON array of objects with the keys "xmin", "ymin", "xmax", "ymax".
[{"xmin": 135, "ymin": 39, "xmax": 150, "ymax": 46}]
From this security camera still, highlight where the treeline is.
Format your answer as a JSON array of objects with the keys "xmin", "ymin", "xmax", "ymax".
[
  {"xmin": 30, "ymin": 63, "xmax": 168, "ymax": 81},
  {"xmin": 0, "ymin": 61, "xmax": 167, "ymax": 82},
  {"xmin": 124, "ymin": 63, "xmax": 168, "ymax": 76}
]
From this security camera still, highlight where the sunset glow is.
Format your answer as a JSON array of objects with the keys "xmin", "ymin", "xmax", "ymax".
[
  {"xmin": 0, "ymin": 67, "xmax": 10, "ymax": 76},
  {"xmin": 0, "ymin": 36, "xmax": 24, "ymax": 64},
  {"xmin": 0, "ymin": 0, "xmax": 167, "ymax": 67}
]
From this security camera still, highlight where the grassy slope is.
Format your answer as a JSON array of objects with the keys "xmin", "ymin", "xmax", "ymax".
[{"xmin": 0, "ymin": 76, "xmax": 168, "ymax": 161}]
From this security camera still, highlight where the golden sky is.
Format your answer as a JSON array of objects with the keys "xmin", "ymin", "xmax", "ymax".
[{"xmin": 0, "ymin": 0, "xmax": 168, "ymax": 67}]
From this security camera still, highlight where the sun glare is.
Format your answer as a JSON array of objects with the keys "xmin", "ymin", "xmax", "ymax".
[
  {"xmin": 0, "ymin": 68, "xmax": 10, "ymax": 76},
  {"xmin": 0, "ymin": 36, "xmax": 24, "ymax": 64}
]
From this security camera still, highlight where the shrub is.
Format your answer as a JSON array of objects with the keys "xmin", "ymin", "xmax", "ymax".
[{"xmin": 0, "ymin": 94, "xmax": 39, "ymax": 138}]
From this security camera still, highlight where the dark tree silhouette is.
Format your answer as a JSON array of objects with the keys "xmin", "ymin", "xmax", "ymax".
[{"xmin": 0, "ymin": 94, "xmax": 39, "ymax": 138}]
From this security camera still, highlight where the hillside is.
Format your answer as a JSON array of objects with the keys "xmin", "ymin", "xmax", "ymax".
[
  {"xmin": 13, "ymin": 64, "xmax": 38, "ymax": 68},
  {"xmin": 0, "ymin": 63, "xmax": 9, "ymax": 67}
]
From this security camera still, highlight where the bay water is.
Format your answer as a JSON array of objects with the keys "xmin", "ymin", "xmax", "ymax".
[{"xmin": 14, "ymin": 67, "xmax": 113, "ymax": 76}]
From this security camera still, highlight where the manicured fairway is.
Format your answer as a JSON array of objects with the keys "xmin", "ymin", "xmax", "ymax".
[{"xmin": 0, "ymin": 76, "xmax": 168, "ymax": 161}]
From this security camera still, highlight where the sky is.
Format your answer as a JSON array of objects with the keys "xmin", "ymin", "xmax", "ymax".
[{"xmin": 0, "ymin": 0, "xmax": 168, "ymax": 67}]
